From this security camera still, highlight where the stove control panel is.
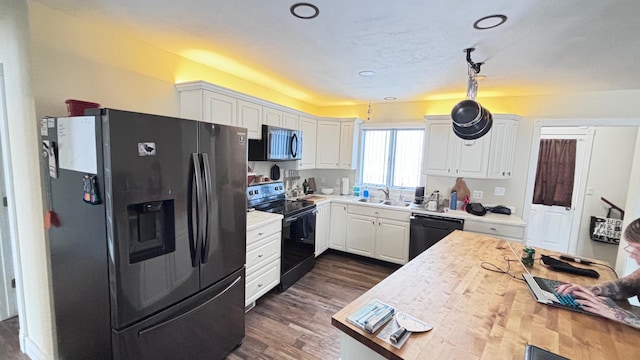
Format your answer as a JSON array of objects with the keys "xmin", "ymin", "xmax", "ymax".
[{"xmin": 247, "ymin": 181, "xmax": 285, "ymax": 203}]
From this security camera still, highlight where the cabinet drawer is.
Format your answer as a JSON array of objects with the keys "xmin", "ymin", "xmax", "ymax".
[
  {"xmin": 246, "ymin": 233, "xmax": 281, "ymax": 274},
  {"xmin": 347, "ymin": 204, "xmax": 410, "ymax": 222},
  {"xmin": 245, "ymin": 261, "xmax": 280, "ymax": 306},
  {"xmin": 464, "ymin": 220, "xmax": 525, "ymax": 240},
  {"xmin": 247, "ymin": 220, "xmax": 281, "ymax": 245}
]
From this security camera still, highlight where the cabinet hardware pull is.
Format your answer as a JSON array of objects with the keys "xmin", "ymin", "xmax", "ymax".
[
  {"xmin": 258, "ymin": 254, "xmax": 263, "ymax": 258},
  {"xmin": 258, "ymin": 284, "xmax": 262, "ymax": 287},
  {"xmin": 258, "ymin": 232, "xmax": 264, "ymax": 236},
  {"xmin": 490, "ymin": 227, "xmax": 497, "ymax": 231}
]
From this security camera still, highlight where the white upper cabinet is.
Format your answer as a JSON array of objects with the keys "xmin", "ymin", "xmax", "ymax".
[
  {"xmin": 177, "ymin": 86, "xmax": 237, "ymax": 126},
  {"xmin": 238, "ymin": 100, "xmax": 263, "ymax": 139},
  {"xmin": 423, "ymin": 121, "xmax": 454, "ymax": 176},
  {"xmin": 339, "ymin": 120, "xmax": 361, "ymax": 169},
  {"xmin": 263, "ymin": 107, "xmax": 283, "ymax": 128},
  {"xmin": 298, "ymin": 116, "xmax": 317, "ymax": 169},
  {"xmin": 283, "ymin": 112, "xmax": 299, "ymax": 130},
  {"xmin": 423, "ymin": 114, "xmax": 519, "ymax": 179},
  {"xmin": 486, "ymin": 116, "xmax": 520, "ymax": 179},
  {"xmin": 316, "ymin": 120, "xmax": 341, "ymax": 169}
]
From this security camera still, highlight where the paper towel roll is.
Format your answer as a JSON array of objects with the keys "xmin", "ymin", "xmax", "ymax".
[{"xmin": 341, "ymin": 178, "xmax": 350, "ymax": 195}]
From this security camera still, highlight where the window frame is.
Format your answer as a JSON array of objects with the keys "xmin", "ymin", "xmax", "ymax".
[{"xmin": 357, "ymin": 122, "xmax": 425, "ymax": 190}]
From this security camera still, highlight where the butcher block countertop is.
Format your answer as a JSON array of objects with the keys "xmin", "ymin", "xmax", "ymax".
[{"xmin": 331, "ymin": 231, "xmax": 638, "ymax": 360}]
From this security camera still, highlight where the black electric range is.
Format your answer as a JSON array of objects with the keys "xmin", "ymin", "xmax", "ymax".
[{"xmin": 247, "ymin": 182, "xmax": 316, "ymax": 291}]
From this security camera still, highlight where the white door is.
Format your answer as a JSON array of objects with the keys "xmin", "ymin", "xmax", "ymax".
[
  {"xmin": 0, "ymin": 69, "xmax": 17, "ymax": 321},
  {"xmin": 525, "ymin": 128, "xmax": 594, "ymax": 253}
]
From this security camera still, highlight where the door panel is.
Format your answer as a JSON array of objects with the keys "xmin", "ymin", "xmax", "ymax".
[
  {"xmin": 198, "ymin": 123, "xmax": 247, "ymax": 289},
  {"xmin": 112, "ymin": 268, "xmax": 245, "ymax": 360},
  {"xmin": 526, "ymin": 206, "xmax": 573, "ymax": 252},
  {"xmin": 105, "ymin": 109, "xmax": 200, "ymax": 329}
]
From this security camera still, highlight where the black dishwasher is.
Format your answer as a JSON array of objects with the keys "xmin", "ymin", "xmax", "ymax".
[{"xmin": 409, "ymin": 213, "xmax": 464, "ymax": 260}]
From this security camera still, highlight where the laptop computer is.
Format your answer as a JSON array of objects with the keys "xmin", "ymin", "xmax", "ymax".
[{"xmin": 507, "ymin": 243, "xmax": 592, "ymax": 315}]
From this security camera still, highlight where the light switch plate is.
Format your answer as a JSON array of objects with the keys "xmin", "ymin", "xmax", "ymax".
[
  {"xmin": 494, "ymin": 187, "xmax": 506, "ymax": 196},
  {"xmin": 473, "ymin": 190, "xmax": 483, "ymax": 200}
]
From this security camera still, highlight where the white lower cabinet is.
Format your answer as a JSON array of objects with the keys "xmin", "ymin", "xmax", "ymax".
[
  {"xmin": 375, "ymin": 218, "xmax": 410, "ymax": 264},
  {"xmin": 315, "ymin": 202, "xmax": 331, "ymax": 256},
  {"xmin": 346, "ymin": 214, "xmax": 377, "ymax": 257},
  {"xmin": 245, "ymin": 219, "xmax": 281, "ymax": 308},
  {"xmin": 464, "ymin": 219, "xmax": 525, "ymax": 243},
  {"xmin": 329, "ymin": 203, "xmax": 348, "ymax": 251},
  {"xmin": 345, "ymin": 205, "xmax": 410, "ymax": 265}
]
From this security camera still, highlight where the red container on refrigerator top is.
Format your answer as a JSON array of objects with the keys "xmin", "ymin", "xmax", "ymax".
[{"xmin": 65, "ymin": 99, "xmax": 100, "ymax": 116}]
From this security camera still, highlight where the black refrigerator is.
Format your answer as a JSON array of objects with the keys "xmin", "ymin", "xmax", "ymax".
[{"xmin": 41, "ymin": 108, "xmax": 247, "ymax": 360}]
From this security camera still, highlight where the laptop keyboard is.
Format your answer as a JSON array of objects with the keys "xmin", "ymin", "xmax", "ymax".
[{"xmin": 539, "ymin": 278, "xmax": 582, "ymax": 308}]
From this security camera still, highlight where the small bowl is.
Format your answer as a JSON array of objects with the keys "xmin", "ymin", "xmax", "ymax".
[{"xmin": 320, "ymin": 188, "xmax": 334, "ymax": 195}]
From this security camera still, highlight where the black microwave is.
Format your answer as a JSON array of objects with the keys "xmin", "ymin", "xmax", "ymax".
[{"xmin": 248, "ymin": 125, "xmax": 302, "ymax": 161}]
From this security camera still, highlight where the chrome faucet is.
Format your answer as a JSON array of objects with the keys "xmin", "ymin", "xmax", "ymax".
[{"xmin": 378, "ymin": 187, "xmax": 390, "ymax": 200}]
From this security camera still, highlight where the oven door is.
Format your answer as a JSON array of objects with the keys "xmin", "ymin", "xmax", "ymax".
[{"xmin": 281, "ymin": 207, "xmax": 316, "ymax": 274}]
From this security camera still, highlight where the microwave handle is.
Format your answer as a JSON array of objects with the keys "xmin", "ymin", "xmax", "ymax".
[{"xmin": 290, "ymin": 132, "xmax": 298, "ymax": 158}]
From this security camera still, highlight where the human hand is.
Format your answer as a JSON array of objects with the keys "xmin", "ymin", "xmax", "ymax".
[
  {"xmin": 571, "ymin": 289, "xmax": 620, "ymax": 320},
  {"xmin": 555, "ymin": 283, "xmax": 595, "ymax": 297}
]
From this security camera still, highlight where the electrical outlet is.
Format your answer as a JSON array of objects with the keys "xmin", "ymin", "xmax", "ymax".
[
  {"xmin": 473, "ymin": 190, "xmax": 483, "ymax": 200},
  {"xmin": 494, "ymin": 187, "xmax": 505, "ymax": 196}
]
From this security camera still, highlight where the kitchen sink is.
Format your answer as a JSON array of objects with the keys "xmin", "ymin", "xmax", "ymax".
[
  {"xmin": 357, "ymin": 198, "xmax": 383, "ymax": 203},
  {"xmin": 382, "ymin": 200, "xmax": 411, "ymax": 207}
]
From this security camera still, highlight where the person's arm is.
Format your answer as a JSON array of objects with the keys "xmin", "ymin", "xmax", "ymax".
[
  {"xmin": 589, "ymin": 268, "xmax": 640, "ymax": 300},
  {"xmin": 572, "ymin": 288, "xmax": 640, "ymax": 329}
]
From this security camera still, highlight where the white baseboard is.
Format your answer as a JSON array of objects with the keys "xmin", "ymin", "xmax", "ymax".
[{"xmin": 25, "ymin": 336, "xmax": 49, "ymax": 360}]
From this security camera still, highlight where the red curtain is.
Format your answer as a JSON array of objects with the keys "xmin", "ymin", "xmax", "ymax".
[{"xmin": 532, "ymin": 139, "xmax": 577, "ymax": 207}]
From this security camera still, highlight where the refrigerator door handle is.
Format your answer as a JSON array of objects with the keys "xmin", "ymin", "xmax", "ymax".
[
  {"xmin": 137, "ymin": 275, "xmax": 243, "ymax": 337},
  {"xmin": 201, "ymin": 153, "xmax": 213, "ymax": 264},
  {"xmin": 191, "ymin": 153, "xmax": 204, "ymax": 267}
]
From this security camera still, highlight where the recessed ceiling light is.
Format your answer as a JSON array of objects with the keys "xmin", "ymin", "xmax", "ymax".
[
  {"xmin": 358, "ymin": 70, "xmax": 376, "ymax": 77},
  {"xmin": 384, "ymin": 97, "xmax": 397, "ymax": 101},
  {"xmin": 290, "ymin": 3, "xmax": 319, "ymax": 19},
  {"xmin": 473, "ymin": 14, "xmax": 507, "ymax": 30}
]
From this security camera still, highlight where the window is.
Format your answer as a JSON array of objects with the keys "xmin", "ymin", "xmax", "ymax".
[{"xmin": 358, "ymin": 127, "xmax": 424, "ymax": 189}]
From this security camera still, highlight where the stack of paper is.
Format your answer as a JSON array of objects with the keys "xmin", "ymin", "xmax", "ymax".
[{"xmin": 347, "ymin": 299, "xmax": 395, "ymax": 333}]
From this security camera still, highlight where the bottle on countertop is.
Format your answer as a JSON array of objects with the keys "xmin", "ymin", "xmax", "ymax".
[
  {"xmin": 353, "ymin": 184, "xmax": 360, "ymax": 197},
  {"xmin": 363, "ymin": 186, "xmax": 369, "ymax": 198},
  {"xmin": 450, "ymin": 190, "xmax": 457, "ymax": 210},
  {"xmin": 302, "ymin": 179, "xmax": 308, "ymax": 194}
]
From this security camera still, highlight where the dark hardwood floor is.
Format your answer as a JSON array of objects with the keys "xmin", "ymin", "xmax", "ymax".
[
  {"xmin": 228, "ymin": 251, "xmax": 399, "ymax": 360},
  {"xmin": 0, "ymin": 251, "xmax": 397, "ymax": 360},
  {"xmin": 0, "ymin": 315, "xmax": 28, "ymax": 360}
]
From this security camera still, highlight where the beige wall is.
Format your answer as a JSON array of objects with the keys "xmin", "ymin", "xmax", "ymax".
[
  {"xmin": 5, "ymin": 1, "xmax": 639, "ymax": 359},
  {"xmin": 576, "ymin": 128, "xmax": 636, "ymax": 265},
  {"xmin": 1, "ymin": 0, "xmax": 53, "ymax": 359}
]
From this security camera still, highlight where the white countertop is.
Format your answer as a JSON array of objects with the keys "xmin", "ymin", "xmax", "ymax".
[
  {"xmin": 246, "ymin": 210, "xmax": 283, "ymax": 231},
  {"xmin": 320, "ymin": 195, "xmax": 526, "ymax": 227}
]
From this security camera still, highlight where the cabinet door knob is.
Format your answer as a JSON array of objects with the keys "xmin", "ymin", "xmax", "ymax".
[
  {"xmin": 258, "ymin": 232, "xmax": 264, "ymax": 236},
  {"xmin": 502, "ymin": 171, "xmax": 505, "ymax": 176},
  {"xmin": 258, "ymin": 254, "xmax": 263, "ymax": 258}
]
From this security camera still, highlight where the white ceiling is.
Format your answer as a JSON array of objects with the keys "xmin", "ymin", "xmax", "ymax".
[{"xmin": 34, "ymin": 0, "xmax": 640, "ymax": 106}]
